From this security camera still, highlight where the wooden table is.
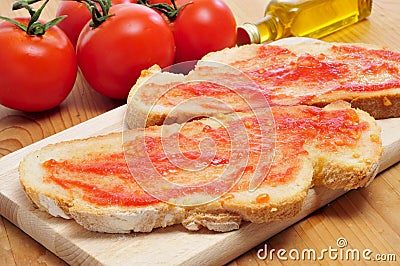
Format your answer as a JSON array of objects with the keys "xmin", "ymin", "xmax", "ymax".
[{"xmin": 0, "ymin": 0, "xmax": 399, "ymax": 265}]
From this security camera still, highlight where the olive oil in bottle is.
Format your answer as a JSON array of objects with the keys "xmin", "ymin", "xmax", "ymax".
[{"xmin": 237, "ymin": 0, "xmax": 372, "ymax": 45}]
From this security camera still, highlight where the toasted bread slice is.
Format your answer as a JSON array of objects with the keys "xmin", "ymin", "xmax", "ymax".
[
  {"xmin": 19, "ymin": 102, "xmax": 382, "ymax": 233},
  {"xmin": 201, "ymin": 39, "xmax": 400, "ymax": 119},
  {"xmin": 126, "ymin": 39, "xmax": 400, "ymax": 129}
]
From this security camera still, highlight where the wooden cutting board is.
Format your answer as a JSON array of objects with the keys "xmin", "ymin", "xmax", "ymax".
[{"xmin": 1, "ymin": 104, "xmax": 400, "ymax": 265}]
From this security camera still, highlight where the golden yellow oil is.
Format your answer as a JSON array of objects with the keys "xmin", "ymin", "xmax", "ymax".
[{"xmin": 237, "ymin": 0, "xmax": 372, "ymax": 45}]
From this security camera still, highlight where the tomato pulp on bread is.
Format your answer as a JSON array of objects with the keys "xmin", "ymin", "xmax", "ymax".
[
  {"xmin": 42, "ymin": 106, "xmax": 371, "ymax": 207},
  {"xmin": 232, "ymin": 44, "xmax": 400, "ymax": 105}
]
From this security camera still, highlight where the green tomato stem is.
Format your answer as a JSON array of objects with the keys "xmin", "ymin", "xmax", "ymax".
[
  {"xmin": 136, "ymin": 0, "xmax": 193, "ymax": 22},
  {"xmin": 0, "ymin": 0, "xmax": 66, "ymax": 36},
  {"xmin": 76, "ymin": 0, "xmax": 114, "ymax": 29}
]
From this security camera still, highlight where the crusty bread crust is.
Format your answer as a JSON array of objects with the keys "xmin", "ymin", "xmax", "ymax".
[
  {"xmin": 350, "ymin": 91, "xmax": 400, "ymax": 119},
  {"xmin": 305, "ymin": 101, "xmax": 382, "ymax": 190},
  {"xmin": 127, "ymin": 65, "xmax": 181, "ymax": 128}
]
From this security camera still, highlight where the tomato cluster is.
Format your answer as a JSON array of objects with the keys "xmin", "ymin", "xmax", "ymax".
[
  {"xmin": 0, "ymin": 0, "xmax": 237, "ymax": 111},
  {"xmin": 59, "ymin": 0, "xmax": 237, "ymax": 99}
]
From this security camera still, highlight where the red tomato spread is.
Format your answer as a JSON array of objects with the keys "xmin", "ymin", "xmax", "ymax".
[
  {"xmin": 153, "ymin": 44, "xmax": 400, "ymax": 110},
  {"xmin": 42, "ymin": 107, "xmax": 369, "ymax": 207},
  {"xmin": 232, "ymin": 45, "xmax": 400, "ymax": 105}
]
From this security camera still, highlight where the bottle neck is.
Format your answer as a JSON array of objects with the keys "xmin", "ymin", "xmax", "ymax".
[
  {"xmin": 237, "ymin": 15, "xmax": 280, "ymax": 46},
  {"xmin": 237, "ymin": 23, "xmax": 261, "ymax": 45}
]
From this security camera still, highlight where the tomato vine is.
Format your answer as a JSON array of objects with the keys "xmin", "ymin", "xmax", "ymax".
[
  {"xmin": 137, "ymin": 0, "xmax": 192, "ymax": 21},
  {"xmin": 0, "ymin": 0, "xmax": 65, "ymax": 36},
  {"xmin": 76, "ymin": 0, "xmax": 114, "ymax": 28}
]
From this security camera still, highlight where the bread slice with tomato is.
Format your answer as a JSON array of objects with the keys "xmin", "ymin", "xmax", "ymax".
[
  {"xmin": 19, "ymin": 102, "xmax": 382, "ymax": 233},
  {"xmin": 202, "ymin": 38, "xmax": 400, "ymax": 119},
  {"xmin": 126, "ymin": 38, "xmax": 400, "ymax": 129}
]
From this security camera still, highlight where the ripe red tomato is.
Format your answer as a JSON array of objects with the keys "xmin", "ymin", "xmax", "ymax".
[
  {"xmin": 56, "ymin": 0, "xmax": 92, "ymax": 47},
  {"xmin": 0, "ymin": 18, "xmax": 77, "ymax": 112},
  {"xmin": 76, "ymin": 4, "xmax": 175, "ymax": 99},
  {"xmin": 171, "ymin": 0, "xmax": 237, "ymax": 63},
  {"xmin": 56, "ymin": 0, "xmax": 137, "ymax": 47}
]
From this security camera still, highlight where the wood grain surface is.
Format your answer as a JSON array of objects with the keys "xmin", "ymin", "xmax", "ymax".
[{"xmin": 1, "ymin": 0, "xmax": 399, "ymax": 265}]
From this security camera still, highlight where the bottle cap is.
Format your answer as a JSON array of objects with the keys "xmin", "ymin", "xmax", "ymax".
[{"xmin": 237, "ymin": 23, "xmax": 260, "ymax": 46}]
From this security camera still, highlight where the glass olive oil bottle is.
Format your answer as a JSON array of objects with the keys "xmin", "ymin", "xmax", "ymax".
[{"xmin": 237, "ymin": 0, "xmax": 372, "ymax": 45}]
